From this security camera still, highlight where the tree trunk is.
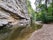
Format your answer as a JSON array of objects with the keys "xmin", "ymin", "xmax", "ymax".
[{"xmin": 52, "ymin": 0, "xmax": 53, "ymax": 15}]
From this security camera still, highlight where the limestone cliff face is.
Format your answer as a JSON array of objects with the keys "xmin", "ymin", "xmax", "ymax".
[
  {"xmin": 0, "ymin": 0, "xmax": 30, "ymax": 27},
  {"xmin": 0, "ymin": 0, "xmax": 30, "ymax": 40}
]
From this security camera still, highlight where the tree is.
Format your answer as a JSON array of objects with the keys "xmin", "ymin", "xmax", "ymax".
[{"xmin": 35, "ymin": 0, "xmax": 53, "ymax": 23}]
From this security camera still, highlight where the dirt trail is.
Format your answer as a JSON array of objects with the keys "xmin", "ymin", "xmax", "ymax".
[{"xmin": 28, "ymin": 24, "xmax": 53, "ymax": 40}]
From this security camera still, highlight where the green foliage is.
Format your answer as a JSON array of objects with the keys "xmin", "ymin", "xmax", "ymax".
[
  {"xmin": 27, "ymin": 0, "xmax": 42, "ymax": 30},
  {"xmin": 27, "ymin": 0, "xmax": 53, "ymax": 23},
  {"xmin": 36, "ymin": 2, "xmax": 53, "ymax": 23},
  {"xmin": 27, "ymin": 0, "xmax": 36, "ymax": 21}
]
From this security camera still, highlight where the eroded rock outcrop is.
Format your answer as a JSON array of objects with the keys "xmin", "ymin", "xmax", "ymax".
[
  {"xmin": 0, "ymin": 0, "xmax": 30, "ymax": 27},
  {"xmin": 0, "ymin": 0, "xmax": 30, "ymax": 40}
]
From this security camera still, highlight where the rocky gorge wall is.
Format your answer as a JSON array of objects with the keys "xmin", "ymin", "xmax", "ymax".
[{"xmin": 0, "ymin": 0, "xmax": 30, "ymax": 40}]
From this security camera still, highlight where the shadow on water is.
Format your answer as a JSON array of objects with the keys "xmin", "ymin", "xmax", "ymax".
[
  {"xmin": 0, "ymin": 23, "xmax": 42, "ymax": 40},
  {"xmin": 7, "ymin": 24, "xmax": 42, "ymax": 40},
  {"xmin": 7, "ymin": 27, "xmax": 26, "ymax": 40}
]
